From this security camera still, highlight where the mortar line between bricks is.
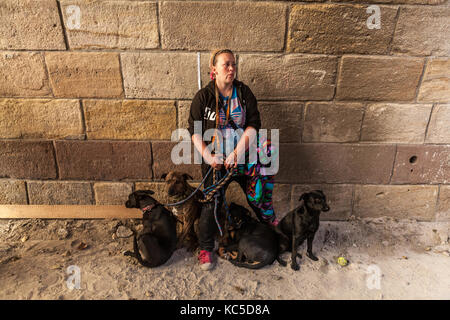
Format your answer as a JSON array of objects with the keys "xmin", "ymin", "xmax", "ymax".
[
  {"xmin": 434, "ymin": 184, "xmax": 441, "ymax": 222},
  {"xmin": 388, "ymin": 144, "xmax": 398, "ymax": 184},
  {"xmin": 51, "ymin": 140, "xmax": 60, "ymax": 180},
  {"xmin": 41, "ymin": 53, "xmax": 54, "ymax": 98},
  {"xmin": 350, "ymin": 184, "xmax": 356, "ymax": 218},
  {"xmin": 156, "ymin": 1, "xmax": 162, "ymax": 49},
  {"xmin": 56, "ymin": 0, "xmax": 70, "ymax": 50},
  {"xmin": 282, "ymin": 3, "xmax": 291, "ymax": 53},
  {"xmin": 78, "ymin": 100, "xmax": 87, "ymax": 140},
  {"xmin": 117, "ymin": 53, "xmax": 126, "ymax": 99},
  {"xmin": 423, "ymin": 103, "xmax": 435, "ymax": 143},
  {"xmin": 332, "ymin": 55, "xmax": 343, "ymax": 100},
  {"xmin": 387, "ymin": 6, "xmax": 401, "ymax": 55},
  {"xmin": 24, "ymin": 181, "xmax": 30, "ymax": 205},
  {"xmin": 414, "ymin": 57, "xmax": 429, "ymax": 103},
  {"xmin": 358, "ymin": 102, "xmax": 368, "ymax": 142}
]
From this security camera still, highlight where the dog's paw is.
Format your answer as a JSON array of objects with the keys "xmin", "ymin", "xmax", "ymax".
[
  {"xmin": 290, "ymin": 263, "xmax": 300, "ymax": 271},
  {"xmin": 306, "ymin": 252, "xmax": 318, "ymax": 261}
]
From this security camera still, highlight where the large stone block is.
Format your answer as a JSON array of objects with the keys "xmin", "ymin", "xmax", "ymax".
[
  {"xmin": 331, "ymin": 0, "xmax": 446, "ymax": 4},
  {"xmin": 135, "ymin": 182, "xmax": 167, "ymax": 204},
  {"xmin": 152, "ymin": 141, "xmax": 202, "ymax": 181},
  {"xmin": 0, "ymin": 140, "xmax": 56, "ymax": 179},
  {"xmin": 259, "ymin": 102, "xmax": 303, "ymax": 143},
  {"xmin": 0, "ymin": 99, "xmax": 83, "ymax": 139},
  {"xmin": 361, "ymin": 103, "xmax": 432, "ymax": 143},
  {"xmin": 426, "ymin": 104, "xmax": 450, "ymax": 144},
  {"xmin": 353, "ymin": 185, "xmax": 438, "ymax": 221},
  {"xmin": 121, "ymin": 52, "xmax": 198, "ymax": 99},
  {"xmin": 0, "ymin": 52, "xmax": 52, "ymax": 97},
  {"xmin": 55, "ymin": 141, "xmax": 152, "ymax": 180},
  {"xmin": 28, "ymin": 181, "xmax": 94, "ymax": 205},
  {"xmin": 418, "ymin": 58, "xmax": 450, "ymax": 103},
  {"xmin": 239, "ymin": 54, "xmax": 337, "ymax": 100},
  {"xmin": 94, "ymin": 182, "xmax": 133, "ymax": 205},
  {"xmin": 0, "ymin": 0, "xmax": 65, "ymax": 50},
  {"xmin": 336, "ymin": 56, "xmax": 425, "ymax": 101},
  {"xmin": 436, "ymin": 185, "xmax": 450, "ymax": 221},
  {"xmin": 45, "ymin": 52, "xmax": 123, "ymax": 98},
  {"xmin": 391, "ymin": 145, "xmax": 450, "ymax": 184},
  {"xmin": 288, "ymin": 4, "xmax": 397, "ymax": 54},
  {"xmin": 392, "ymin": 7, "xmax": 450, "ymax": 56},
  {"xmin": 160, "ymin": 1, "xmax": 286, "ymax": 51},
  {"xmin": 303, "ymin": 102, "xmax": 364, "ymax": 143},
  {"xmin": 277, "ymin": 143, "xmax": 396, "ymax": 184},
  {"xmin": 60, "ymin": 0, "xmax": 158, "ymax": 49},
  {"xmin": 178, "ymin": 101, "xmax": 191, "ymax": 132},
  {"xmin": 0, "ymin": 180, "xmax": 27, "ymax": 204},
  {"xmin": 291, "ymin": 184, "xmax": 353, "ymax": 221},
  {"xmin": 83, "ymin": 99, "xmax": 176, "ymax": 140}
]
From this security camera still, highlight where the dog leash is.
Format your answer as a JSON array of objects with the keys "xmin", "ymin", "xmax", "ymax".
[{"xmin": 161, "ymin": 167, "xmax": 213, "ymax": 207}]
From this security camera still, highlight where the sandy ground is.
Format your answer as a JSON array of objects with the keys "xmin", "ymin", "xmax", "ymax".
[{"xmin": 0, "ymin": 216, "xmax": 449, "ymax": 300}]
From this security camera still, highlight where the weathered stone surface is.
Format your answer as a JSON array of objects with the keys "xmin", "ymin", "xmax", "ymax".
[
  {"xmin": 392, "ymin": 7, "xmax": 450, "ymax": 56},
  {"xmin": 60, "ymin": 0, "xmax": 158, "ymax": 49},
  {"xmin": 28, "ymin": 181, "xmax": 94, "ymax": 205},
  {"xmin": 291, "ymin": 184, "xmax": 353, "ymax": 221},
  {"xmin": 0, "ymin": 141, "xmax": 56, "ymax": 179},
  {"xmin": 45, "ymin": 52, "xmax": 123, "ymax": 98},
  {"xmin": 303, "ymin": 102, "xmax": 364, "ymax": 143},
  {"xmin": 426, "ymin": 104, "xmax": 450, "ymax": 144},
  {"xmin": 152, "ymin": 141, "xmax": 202, "ymax": 181},
  {"xmin": 0, "ymin": 99, "xmax": 83, "ymax": 139},
  {"xmin": 288, "ymin": 4, "xmax": 397, "ymax": 54},
  {"xmin": 354, "ymin": 185, "xmax": 438, "ymax": 221},
  {"xmin": 178, "ymin": 101, "xmax": 191, "ymax": 131},
  {"xmin": 55, "ymin": 141, "xmax": 152, "ymax": 180},
  {"xmin": 0, "ymin": 52, "xmax": 52, "ymax": 97},
  {"xmin": 0, "ymin": 0, "xmax": 65, "ymax": 50},
  {"xmin": 259, "ymin": 102, "xmax": 303, "ymax": 143},
  {"xmin": 436, "ymin": 185, "xmax": 450, "ymax": 221},
  {"xmin": 277, "ymin": 143, "xmax": 396, "ymax": 184},
  {"xmin": 239, "ymin": 54, "xmax": 337, "ymax": 100},
  {"xmin": 391, "ymin": 145, "xmax": 450, "ymax": 184},
  {"xmin": 336, "ymin": 56, "xmax": 425, "ymax": 101},
  {"xmin": 94, "ymin": 182, "xmax": 133, "ymax": 205},
  {"xmin": 226, "ymin": 182, "xmax": 251, "ymax": 211},
  {"xmin": 160, "ymin": 1, "xmax": 286, "ymax": 51},
  {"xmin": 418, "ymin": 58, "xmax": 450, "ymax": 103},
  {"xmin": 361, "ymin": 103, "xmax": 432, "ymax": 143},
  {"xmin": 121, "ymin": 53, "xmax": 198, "ymax": 99},
  {"xmin": 0, "ymin": 180, "xmax": 27, "ymax": 204},
  {"xmin": 83, "ymin": 99, "xmax": 176, "ymax": 140}
]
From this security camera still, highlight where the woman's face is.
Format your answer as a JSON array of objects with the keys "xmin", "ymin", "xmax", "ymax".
[{"xmin": 213, "ymin": 53, "xmax": 236, "ymax": 85}]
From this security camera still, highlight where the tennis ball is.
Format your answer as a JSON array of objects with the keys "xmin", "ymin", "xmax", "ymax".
[{"xmin": 337, "ymin": 257, "xmax": 348, "ymax": 266}]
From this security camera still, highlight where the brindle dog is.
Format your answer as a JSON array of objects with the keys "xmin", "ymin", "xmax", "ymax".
[{"xmin": 161, "ymin": 172, "xmax": 202, "ymax": 252}]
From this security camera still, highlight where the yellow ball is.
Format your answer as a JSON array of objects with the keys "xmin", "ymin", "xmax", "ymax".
[{"xmin": 337, "ymin": 257, "xmax": 348, "ymax": 266}]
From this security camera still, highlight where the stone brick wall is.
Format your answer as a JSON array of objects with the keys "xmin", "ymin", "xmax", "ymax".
[{"xmin": 0, "ymin": 0, "xmax": 449, "ymax": 221}]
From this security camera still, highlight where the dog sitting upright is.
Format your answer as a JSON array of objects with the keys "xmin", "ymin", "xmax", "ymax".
[
  {"xmin": 277, "ymin": 190, "xmax": 330, "ymax": 270},
  {"xmin": 218, "ymin": 203, "xmax": 280, "ymax": 269},
  {"xmin": 124, "ymin": 190, "xmax": 177, "ymax": 268},
  {"xmin": 161, "ymin": 172, "xmax": 202, "ymax": 252}
]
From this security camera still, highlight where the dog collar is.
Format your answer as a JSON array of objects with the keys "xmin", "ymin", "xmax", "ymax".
[{"xmin": 141, "ymin": 204, "xmax": 156, "ymax": 213}]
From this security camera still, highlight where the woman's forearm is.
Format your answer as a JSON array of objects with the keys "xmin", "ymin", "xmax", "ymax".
[{"xmin": 234, "ymin": 126, "xmax": 257, "ymax": 159}]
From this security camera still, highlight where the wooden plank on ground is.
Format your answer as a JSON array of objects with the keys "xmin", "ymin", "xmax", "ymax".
[{"xmin": 0, "ymin": 205, "xmax": 141, "ymax": 219}]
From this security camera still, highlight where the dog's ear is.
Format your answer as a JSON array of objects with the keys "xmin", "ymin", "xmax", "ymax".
[
  {"xmin": 314, "ymin": 190, "xmax": 325, "ymax": 197},
  {"xmin": 299, "ymin": 193, "xmax": 309, "ymax": 202},
  {"xmin": 160, "ymin": 173, "xmax": 167, "ymax": 180},
  {"xmin": 182, "ymin": 173, "xmax": 193, "ymax": 181}
]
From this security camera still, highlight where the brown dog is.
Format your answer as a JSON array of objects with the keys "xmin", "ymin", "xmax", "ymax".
[{"xmin": 161, "ymin": 171, "xmax": 202, "ymax": 252}]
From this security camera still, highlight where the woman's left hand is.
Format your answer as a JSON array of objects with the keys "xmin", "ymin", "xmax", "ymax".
[{"xmin": 224, "ymin": 150, "xmax": 238, "ymax": 170}]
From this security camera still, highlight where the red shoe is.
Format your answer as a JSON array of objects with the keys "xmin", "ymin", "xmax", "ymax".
[{"xmin": 198, "ymin": 250, "xmax": 214, "ymax": 271}]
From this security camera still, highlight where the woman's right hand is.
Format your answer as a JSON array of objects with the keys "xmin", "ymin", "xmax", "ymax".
[{"xmin": 206, "ymin": 154, "xmax": 223, "ymax": 171}]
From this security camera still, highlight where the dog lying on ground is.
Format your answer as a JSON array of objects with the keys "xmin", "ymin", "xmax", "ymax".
[
  {"xmin": 161, "ymin": 172, "xmax": 202, "ymax": 252},
  {"xmin": 124, "ymin": 190, "xmax": 177, "ymax": 268},
  {"xmin": 277, "ymin": 190, "xmax": 330, "ymax": 270},
  {"xmin": 218, "ymin": 202, "xmax": 280, "ymax": 269}
]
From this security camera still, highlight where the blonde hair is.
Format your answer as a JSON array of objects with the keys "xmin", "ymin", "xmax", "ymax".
[{"xmin": 209, "ymin": 49, "xmax": 235, "ymax": 70}]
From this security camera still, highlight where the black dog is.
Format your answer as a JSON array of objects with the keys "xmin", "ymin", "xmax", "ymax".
[
  {"xmin": 218, "ymin": 203, "xmax": 280, "ymax": 269},
  {"xmin": 124, "ymin": 190, "xmax": 177, "ymax": 268},
  {"xmin": 277, "ymin": 190, "xmax": 330, "ymax": 270}
]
